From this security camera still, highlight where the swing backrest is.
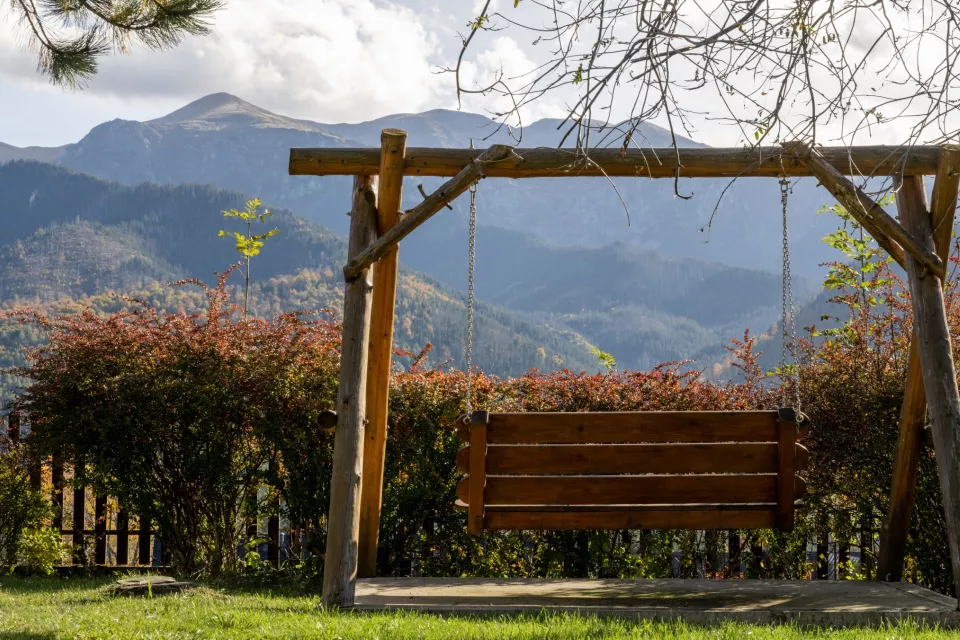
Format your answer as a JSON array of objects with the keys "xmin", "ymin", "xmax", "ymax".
[{"xmin": 455, "ymin": 409, "xmax": 808, "ymax": 534}]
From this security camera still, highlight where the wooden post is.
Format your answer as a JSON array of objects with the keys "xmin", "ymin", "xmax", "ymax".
[
  {"xmin": 137, "ymin": 516, "xmax": 152, "ymax": 565},
  {"xmin": 878, "ymin": 146, "xmax": 960, "ymax": 580},
  {"xmin": 357, "ymin": 129, "xmax": 407, "ymax": 578},
  {"xmin": 776, "ymin": 408, "xmax": 796, "ymax": 532},
  {"xmin": 72, "ymin": 482, "xmax": 85, "ymax": 565},
  {"xmin": 467, "ymin": 411, "xmax": 489, "ymax": 536},
  {"xmin": 268, "ymin": 512, "xmax": 280, "ymax": 568},
  {"xmin": 94, "ymin": 495, "xmax": 107, "ymax": 565},
  {"xmin": 51, "ymin": 456, "xmax": 64, "ymax": 535},
  {"xmin": 116, "ymin": 508, "xmax": 129, "ymax": 566},
  {"xmin": 321, "ymin": 174, "xmax": 379, "ymax": 608},
  {"xmin": 897, "ymin": 173, "xmax": 960, "ymax": 605}
]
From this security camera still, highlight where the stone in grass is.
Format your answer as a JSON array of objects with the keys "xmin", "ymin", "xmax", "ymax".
[{"xmin": 109, "ymin": 575, "xmax": 196, "ymax": 597}]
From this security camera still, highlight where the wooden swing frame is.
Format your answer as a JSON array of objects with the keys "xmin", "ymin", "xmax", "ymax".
[{"xmin": 289, "ymin": 131, "xmax": 960, "ymax": 609}]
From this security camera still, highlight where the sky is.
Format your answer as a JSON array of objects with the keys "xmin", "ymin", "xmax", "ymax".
[{"xmin": 0, "ymin": 0, "xmax": 951, "ymax": 148}]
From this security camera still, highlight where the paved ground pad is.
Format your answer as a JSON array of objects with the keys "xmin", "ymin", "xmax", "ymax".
[{"xmin": 355, "ymin": 578, "xmax": 960, "ymax": 627}]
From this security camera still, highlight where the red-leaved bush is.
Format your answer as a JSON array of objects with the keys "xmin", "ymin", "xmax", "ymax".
[{"xmin": 8, "ymin": 268, "xmax": 341, "ymax": 576}]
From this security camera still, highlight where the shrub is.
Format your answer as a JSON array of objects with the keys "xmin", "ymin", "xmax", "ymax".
[
  {"xmin": 0, "ymin": 444, "xmax": 48, "ymax": 571},
  {"xmin": 16, "ymin": 527, "xmax": 64, "ymax": 575},
  {"xmin": 9, "ymin": 268, "xmax": 340, "ymax": 577}
]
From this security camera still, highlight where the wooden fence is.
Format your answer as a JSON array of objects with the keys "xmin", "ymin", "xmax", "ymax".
[
  {"xmin": 6, "ymin": 412, "xmax": 871, "ymax": 578},
  {"xmin": 5, "ymin": 412, "xmax": 285, "ymax": 568}
]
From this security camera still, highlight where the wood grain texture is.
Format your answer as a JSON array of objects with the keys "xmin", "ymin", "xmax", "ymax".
[
  {"xmin": 456, "ymin": 411, "xmax": 779, "ymax": 444},
  {"xmin": 290, "ymin": 146, "xmax": 941, "ymax": 179},
  {"xmin": 457, "ymin": 474, "xmax": 785, "ymax": 505},
  {"xmin": 777, "ymin": 419, "xmax": 796, "ymax": 532},
  {"xmin": 879, "ymin": 146, "xmax": 960, "ymax": 581},
  {"xmin": 455, "ymin": 442, "xmax": 804, "ymax": 475},
  {"xmin": 342, "ymin": 144, "xmax": 513, "ymax": 280},
  {"xmin": 897, "ymin": 173, "xmax": 960, "ymax": 606},
  {"xmin": 321, "ymin": 175, "xmax": 378, "ymax": 609},
  {"xmin": 357, "ymin": 129, "xmax": 407, "ymax": 579},
  {"xmin": 482, "ymin": 508, "xmax": 777, "ymax": 530},
  {"xmin": 468, "ymin": 417, "xmax": 488, "ymax": 536}
]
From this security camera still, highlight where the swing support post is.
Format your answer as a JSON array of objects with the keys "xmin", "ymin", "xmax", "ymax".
[
  {"xmin": 878, "ymin": 146, "xmax": 960, "ymax": 581},
  {"xmin": 321, "ymin": 174, "xmax": 378, "ymax": 608},
  {"xmin": 357, "ymin": 129, "xmax": 407, "ymax": 579},
  {"xmin": 897, "ymin": 172, "xmax": 960, "ymax": 606}
]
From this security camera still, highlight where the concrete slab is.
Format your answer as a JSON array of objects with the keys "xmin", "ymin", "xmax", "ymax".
[{"xmin": 355, "ymin": 578, "xmax": 960, "ymax": 627}]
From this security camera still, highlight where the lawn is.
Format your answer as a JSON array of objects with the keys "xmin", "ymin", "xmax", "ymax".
[{"xmin": 0, "ymin": 576, "xmax": 957, "ymax": 639}]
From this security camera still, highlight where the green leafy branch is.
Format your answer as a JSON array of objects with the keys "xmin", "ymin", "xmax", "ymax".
[{"xmin": 218, "ymin": 198, "xmax": 278, "ymax": 317}]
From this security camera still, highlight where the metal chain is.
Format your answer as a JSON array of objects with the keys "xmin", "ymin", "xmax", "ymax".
[
  {"xmin": 464, "ymin": 173, "xmax": 478, "ymax": 423},
  {"xmin": 779, "ymin": 174, "xmax": 801, "ymax": 417}
]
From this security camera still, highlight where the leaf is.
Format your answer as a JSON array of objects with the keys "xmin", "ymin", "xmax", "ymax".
[{"xmin": 573, "ymin": 65, "xmax": 583, "ymax": 84}]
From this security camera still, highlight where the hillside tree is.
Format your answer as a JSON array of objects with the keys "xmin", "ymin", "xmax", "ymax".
[{"xmin": 8, "ymin": 0, "xmax": 222, "ymax": 87}]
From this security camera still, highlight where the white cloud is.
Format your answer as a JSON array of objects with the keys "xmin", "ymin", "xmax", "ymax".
[
  {"xmin": 458, "ymin": 35, "xmax": 567, "ymax": 126},
  {"xmin": 0, "ymin": 0, "xmax": 450, "ymax": 125}
]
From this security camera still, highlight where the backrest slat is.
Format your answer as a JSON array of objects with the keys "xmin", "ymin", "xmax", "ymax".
[
  {"xmin": 458, "ymin": 411, "xmax": 779, "ymax": 444},
  {"xmin": 456, "ymin": 443, "xmax": 782, "ymax": 475},
  {"xmin": 456, "ymin": 474, "xmax": 799, "ymax": 506}
]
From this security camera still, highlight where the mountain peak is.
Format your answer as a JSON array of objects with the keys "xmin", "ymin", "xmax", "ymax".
[{"xmin": 148, "ymin": 93, "xmax": 324, "ymax": 132}]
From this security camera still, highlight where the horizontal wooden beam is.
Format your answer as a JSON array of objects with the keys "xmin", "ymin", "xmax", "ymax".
[{"xmin": 290, "ymin": 145, "xmax": 941, "ymax": 179}]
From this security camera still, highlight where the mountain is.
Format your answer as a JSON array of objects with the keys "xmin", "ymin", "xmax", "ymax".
[
  {"xmin": 13, "ymin": 93, "xmax": 841, "ymax": 281},
  {"xmin": 0, "ymin": 160, "xmax": 600, "ymax": 378},
  {"xmin": 0, "ymin": 141, "xmax": 65, "ymax": 164}
]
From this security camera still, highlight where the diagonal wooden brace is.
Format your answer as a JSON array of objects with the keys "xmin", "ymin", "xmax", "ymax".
[
  {"xmin": 343, "ymin": 144, "xmax": 514, "ymax": 281},
  {"xmin": 784, "ymin": 142, "xmax": 944, "ymax": 278}
]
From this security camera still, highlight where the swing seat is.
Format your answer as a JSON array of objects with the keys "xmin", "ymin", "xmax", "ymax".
[{"xmin": 455, "ymin": 409, "xmax": 808, "ymax": 534}]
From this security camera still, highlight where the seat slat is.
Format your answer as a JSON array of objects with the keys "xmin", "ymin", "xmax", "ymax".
[
  {"xmin": 458, "ymin": 411, "xmax": 779, "ymax": 444},
  {"xmin": 457, "ymin": 474, "xmax": 788, "ymax": 505},
  {"xmin": 456, "ymin": 442, "xmax": 795, "ymax": 475},
  {"xmin": 483, "ymin": 509, "xmax": 776, "ymax": 530},
  {"xmin": 454, "ymin": 500, "xmax": 806, "ymax": 512}
]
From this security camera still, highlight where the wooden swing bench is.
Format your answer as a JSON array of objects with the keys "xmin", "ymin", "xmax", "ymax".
[{"xmin": 456, "ymin": 409, "xmax": 809, "ymax": 534}]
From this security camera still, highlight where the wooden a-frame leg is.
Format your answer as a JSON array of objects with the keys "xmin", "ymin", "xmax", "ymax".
[
  {"xmin": 358, "ymin": 129, "xmax": 407, "ymax": 579},
  {"xmin": 897, "ymin": 172, "xmax": 960, "ymax": 608},
  {"xmin": 321, "ymin": 175, "xmax": 378, "ymax": 608},
  {"xmin": 878, "ymin": 146, "xmax": 960, "ymax": 582}
]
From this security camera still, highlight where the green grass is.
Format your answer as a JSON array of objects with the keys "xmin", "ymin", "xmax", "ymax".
[{"xmin": 0, "ymin": 576, "xmax": 956, "ymax": 639}]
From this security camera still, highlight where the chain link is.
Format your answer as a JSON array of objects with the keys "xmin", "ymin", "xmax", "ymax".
[
  {"xmin": 779, "ymin": 174, "xmax": 801, "ymax": 418},
  {"xmin": 464, "ymin": 175, "xmax": 478, "ymax": 423}
]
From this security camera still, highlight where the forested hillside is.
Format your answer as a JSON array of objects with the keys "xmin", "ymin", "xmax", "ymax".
[
  {"xmin": 0, "ymin": 160, "xmax": 813, "ymax": 376},
  {"xmin": 9, "ymin": 93, "xmax": 840, "ymax": 280},
  {"xmin": 0, "ymin": 161, "xmax": 598, "ymax": 380}
]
